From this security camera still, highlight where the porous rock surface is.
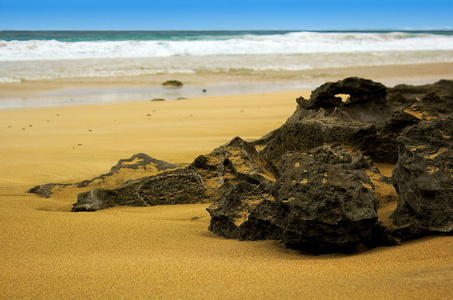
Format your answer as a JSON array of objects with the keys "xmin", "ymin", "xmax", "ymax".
[
  {"xmin": 257, "ymin": 77, "xmax": 450, "ymax": 164},
  {"xmin": 208, "ymin": 146, "xmax": 381, "ymax": 253},
  {"xmin": 391, "ymin": 115, "xmax": 453, "ymax": 237},
  {"xmin": 72, "ymin": 137, "xmax": 280, "ymax": 211},
  {"xmin": 273, "ymin": 151, "xmax": 379, "ymax": 251},
  {"xmin": 74, "ymin": 168, "xmax": 212, "ymax": 211}
]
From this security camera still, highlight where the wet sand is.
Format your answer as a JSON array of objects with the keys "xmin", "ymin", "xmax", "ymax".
[
  {"xmin": 1, "ymin": 71, "xmax": 452, "ymax": 298},
  {"xmin": 2, "ymin": 62, "xmax": 453, "ymax": 98}
]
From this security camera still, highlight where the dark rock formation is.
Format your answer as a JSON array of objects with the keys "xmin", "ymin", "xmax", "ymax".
[
  {"xmin": 388, "ymin": 79, "xmax": 453, "ymax": 116},
  {"xmin": 190, "ymin": 136, "xmax": 280, "ymax": 189},
  {"xmin": 162, "ymin": 80, "xmax": 183, "ymax": 88},
  {"xmin": 207, "ymin": 145, "xmax": 380, "ymax": 253},
  {"xmin": 307, "ymin": 144, "xmax": 372, "ymax": 169},
  {"xmin": 77, "ymin": 153, "xmax": 180, "ymax": 187},
  {"xmin": 28, "ymin": 153, "xmax": 179, "ymax": 198},
  {"xmin": 258, "ymin": 77, "xmax": 452, "ymax": 164},
  {"xmin": 271, "ymin": 151, "xmax": 378, "ymax": 253},
  {"xmin": 72, "ymin": 137, "xmax": 280, "ymax": 212},
  {"xmin": 29, "ymin": 78, "xmax": 453, "ymax": 253},
  {"xmin": 260, "ymin": 113, "xmax": 379, "ymax": 163},
  {"xmin": 73, "ymin": 168, "xmax": 213, "ymax": 211},
  {"xmin": 259, "ymin": 78, "xmax": 396, "ymax": 164},
  {"xmin": 28, "ymin": 183, "xmax": 72, "ymax": 198},
  {"xmin": 209, "ymin": 78, "xmax": 453, "ymax": 252},
  {"xmin": 298, "ymin": 77, "xmax": 388, "ymax": 113},
  {"xmin": 388, "ymin": 79, "xmax": 453, "ymax": 100},
  {"xmin": 391, "ymin": 116, "xmax": 453, "ymax": 237},
  {"xmin": 207, "ymin": 181, "xmax": 280, "ymax": 241},
  {"xmin": 359, "ymin": 109, "xmax": 421, "ymax": 163},
  {"xmin": 419, "ymin": 92, "xmax": 453, "ymax": 115}
]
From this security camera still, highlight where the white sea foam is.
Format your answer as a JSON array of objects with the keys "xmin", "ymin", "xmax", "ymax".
[
  {"xmin": 0, "ymin": 77, "xmax": 21, "ymax": 83},
  {"xmin": 1, "ymin": 32, "xmax": 452, "ymax": 61},
  {"xmin": 0, "ymin": 32, "xmax": 452, "ymax": 82}
]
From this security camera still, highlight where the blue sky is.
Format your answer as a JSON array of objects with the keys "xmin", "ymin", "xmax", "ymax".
[{"xmin": 0, "ymin": 0, "xmax": 452, "ymax": 30}]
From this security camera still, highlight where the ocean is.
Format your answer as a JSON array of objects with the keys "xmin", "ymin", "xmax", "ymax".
[{"xmin": 1, "ymin": 30, "xmax": 452, "ymax": 83}]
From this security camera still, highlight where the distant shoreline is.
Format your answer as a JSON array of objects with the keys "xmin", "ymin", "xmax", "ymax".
[{"xmin": 1, "ymin": 62, "xmax": 452, "ymax": 108}]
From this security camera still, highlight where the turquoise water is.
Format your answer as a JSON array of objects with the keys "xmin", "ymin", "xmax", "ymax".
[
  {"xmin": 1, "ymin": 30, "xmax": 452, "ymax": 42},
  {"xmin": 0, "ymin": 30, "xmax": 298, "ymax": 41}
]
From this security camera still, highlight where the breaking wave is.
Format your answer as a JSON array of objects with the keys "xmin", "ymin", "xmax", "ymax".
[{"xmin": 1, "ymin": 31, "xmax": 452, "ymax": 61}]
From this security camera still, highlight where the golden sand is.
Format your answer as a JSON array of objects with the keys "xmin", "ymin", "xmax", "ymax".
[{"xmin": 1, "ymin": 78, "xmax": 452, "ymax": 298}]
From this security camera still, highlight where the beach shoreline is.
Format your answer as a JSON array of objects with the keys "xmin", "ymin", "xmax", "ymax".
[{"xmin": 1, "ymin": 61, "xmax": 453, "ymax": 98}]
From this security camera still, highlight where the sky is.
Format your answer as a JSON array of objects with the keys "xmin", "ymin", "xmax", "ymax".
[{"xmin": 0, "ymin": 0, "xmax": 452, "ymax": 31}]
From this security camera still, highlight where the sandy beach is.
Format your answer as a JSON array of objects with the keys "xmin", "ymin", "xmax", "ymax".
[{"xmin": 1, "ymin": 64, "xmax": 453, "ymax": 299}]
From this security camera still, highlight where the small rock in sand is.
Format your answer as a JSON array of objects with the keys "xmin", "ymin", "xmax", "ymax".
[{"xmin": 162, "ymin": 80, "xmax": 183, "ymax": 88}]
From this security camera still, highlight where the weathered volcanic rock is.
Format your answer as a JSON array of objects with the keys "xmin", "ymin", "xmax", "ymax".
[
  {"xmin": 77, "ymin": 153, "xmax": 180, "ymax": 187},
  {"xmin": 190, "ymin": 136, "xmax": 280, "ymax": 189},
  {"xmin": 29, "ymin": 78, "xmax": 453, "ymax": 254},
  {"xmin": 296, "ymin": 77, "xmax": 391, "ymax": 125},
  {"xmin": 207, "ymin": 181, "xmax": 281, "ymax": 241},
  {"xmin": 73, "ymin": 168, "xmax": 213, "ymax": 211},
  {"xmin": 260, "ymin": 113, "xmax": 378, "ymax": 163},
  {"xmin": 260, "ymin": 77, "xmax": 397, "ymax": 164},
  {"xmin": 392, "ymin": 115, "xmax": 453, "ymax": 237},
  {"xmin": 419, "ymin": 91, "xmax": 453, "ymax": 115},
  {"xmin": 387, "ymin": 79, "xmax": 453, "ymax": 116},
  {"xmin": 308, "ymin": 144, "xmax": 372, "ymax": 169},
  {"xmin": 388, "ymin": 79, "xmax": 453, "ymax": 100},
  {"xmin": 208, "ymin": 145, "xmax": 379, "ymax": 253},
  {"xmin": 258, "ymin": 78, "xmax": 453, "ymax": 165},
  {"xmin": 28, "ymin": 182, "xmax": 72, "ymax": 198},
  {"xmin": 28, "ymin": 153, "xmax": 179, "ymax": 198},
  {"xmin": 298, "ymin": 77, "xmax": 387, "ymax": 111},
  {"xmin": 207, "ymin": 79, "xmax": 452, "ymax": 252},
  {"xmin": 271, "ymin": 151, "xmax": 378, "ymax": 252},
  {"xmin": 72, "ymin": 137, "xmax": 280, "ymax": 211},
  {"xmin": 359, "ymin": 109, "xmax": 421, "ymax": 164}
]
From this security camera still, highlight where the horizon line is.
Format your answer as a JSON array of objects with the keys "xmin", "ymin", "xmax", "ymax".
[{"xmin": 1, "ymin": 28, "xmax": 452, "ymax": 32}]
